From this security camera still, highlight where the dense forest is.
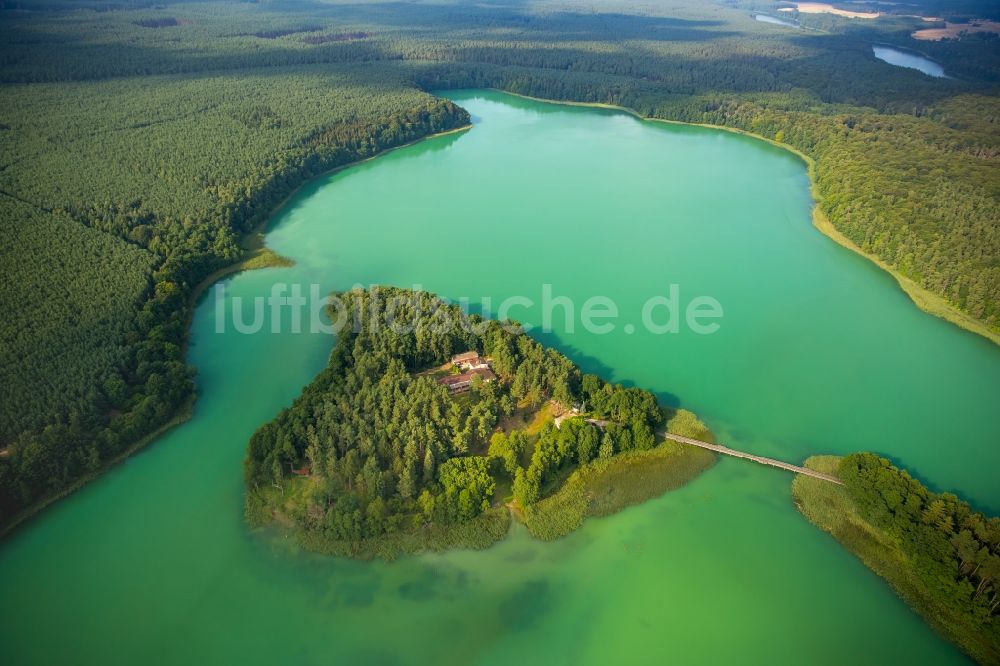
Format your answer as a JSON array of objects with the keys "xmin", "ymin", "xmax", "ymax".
[
  {"xmin": 0, "ymin": 199, "xmax": 168, "ymax": 504},
  {"xmin": 245, "ymin": 287, "xmax": 668, "ymax": 556},
  {"xmin": 1, "ymin": 0, "xmax": 997, "ymax": 530},
  {"xmin": 795, "ymin": 453, "xmax": 1000, "ymax": 664}
]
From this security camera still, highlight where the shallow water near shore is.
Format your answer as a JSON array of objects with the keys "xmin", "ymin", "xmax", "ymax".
[{"xmin": 1, "ymin": 90, "xmax": 996, "ymax": 664}]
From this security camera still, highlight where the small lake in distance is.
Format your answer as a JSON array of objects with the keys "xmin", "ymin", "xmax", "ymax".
[
  {"xmin": 873, "ymin": 45, "xmax": 948, "ymax": 77},
  {"xmin": 754, "ymin": 14, "xmax": 799, "ymax": 28}
]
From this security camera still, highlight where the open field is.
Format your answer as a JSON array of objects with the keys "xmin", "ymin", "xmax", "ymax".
[
  {"xmin": 779, "ymin": 3, "xmax": 880, "ymax": 18},
  {"xmin": 913, "ymin": 20, "xmax": 1000, "ymax": 40}
]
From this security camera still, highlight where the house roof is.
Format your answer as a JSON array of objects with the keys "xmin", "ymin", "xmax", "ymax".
[
  {"xmin": 451, "ymin": 351, "xmax": 480, "ymax": 363},
  {"xmin": 439, "ymin": 374, "xmax": 468, "ymax": 387},
  {"xmin": 469, "ymin": 368, "xmax": 496, "ymax": 381},
  {"xmin": 437, "ymin": 368, "xmax": 496, "ymax": 387}
]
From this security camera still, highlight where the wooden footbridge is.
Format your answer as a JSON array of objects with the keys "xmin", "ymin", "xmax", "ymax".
[{"xmin": 661, "ymin": 433, "xmax": 843, "ymax": 485}]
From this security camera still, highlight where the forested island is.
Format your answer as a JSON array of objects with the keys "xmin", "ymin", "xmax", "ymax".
[
  {"xmin": 1, "ymin": 0, "xmax": 997, "ymax": 537},
  {"xmin": 794, "ymin": 454, "xmax": 1000, "ymax": 664},
  {"xmin": 244, "ymin": 287, "xmax": 714, "ymax": 558}
]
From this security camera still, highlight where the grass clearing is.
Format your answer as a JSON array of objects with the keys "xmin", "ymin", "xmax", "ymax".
[{"xmin": 523, "ymin": 409, "xmax": 716, "ymax": 541}]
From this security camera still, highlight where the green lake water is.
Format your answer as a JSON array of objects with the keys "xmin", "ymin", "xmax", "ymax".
[{"xmin": 2, "ymin": 90, "xmax": 997, "ymax": 664}]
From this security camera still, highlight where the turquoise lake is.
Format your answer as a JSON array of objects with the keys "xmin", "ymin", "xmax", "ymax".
[{"xmin": 1, "ymin": 90, "xmax": 997, "ymax": 664}]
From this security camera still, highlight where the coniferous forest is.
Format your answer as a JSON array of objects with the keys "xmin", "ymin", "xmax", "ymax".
[{"xmin": 1, "ymin": 0, "xmax": 997, "ymax": 536}]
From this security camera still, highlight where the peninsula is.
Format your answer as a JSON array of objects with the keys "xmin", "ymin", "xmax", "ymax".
[
  {"xmin": 794, "ymin": 454, "xmax": 1000, "ymax": 664},
  {"xmin": 244, "ymin": 286, "xmax": 716, "ymax": 558}
]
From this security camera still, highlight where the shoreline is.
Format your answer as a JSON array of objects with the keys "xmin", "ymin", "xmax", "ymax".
[
  {"xmin": 0, "ymin": 396, "xmax": 195, "ymax": 539},
  {"xmin": 491, "ymin": 89, "xmax": 999, "ymax": 347},
  {"xmin": 184, "ymin": 121, "xmax": 473, "ymax": 325},
  {"xmin": 0, "ymin": 122, "xmax": 473, "ymax": 540}
]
